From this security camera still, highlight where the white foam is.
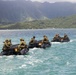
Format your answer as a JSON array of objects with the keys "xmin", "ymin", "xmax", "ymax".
[
  {"xmin": 19, "ymin": 64, "xmax": 26, "ymax": 69},
  {"xmin": 4, "ymin": 56, "xmax": 14, "ymax": 60},
  {"xmin": 55, "ymin": 57, "xmax": 59, "ymax": 60},
  {"xmin": 16, "ymin": 55, "xmax": 24, "ymax": 59},
  {"xmin": 34, "ymin": 60, "xmax": 43, "ymax": 63},
  {"xmin": 28, "ymin": 62, "xmax": 34, "ymax": 66},
  {"xmin": 66, "ymin": 61, "xmax": 70, "ymax": 65},
  {"xmin": 51, "ymin": 42, "xmax": 61, "ymax": 44},
  {"xmin": 30, "ymin": 47, "xmax": 38, "ymax": 50},
  {"xmin": 70, "ymin": 39, "xmax": 76, "ymax": 42},
  {"xmin": 7, "ymin": 55, "xmax": 14, "ymax": 58},
  {"xmin": 70, "ymin": 40, "xmax": 73, "ymax": 42},
  {"xmin": 0, "ymin": 56, "xmax": 3, "ymax": 58}
]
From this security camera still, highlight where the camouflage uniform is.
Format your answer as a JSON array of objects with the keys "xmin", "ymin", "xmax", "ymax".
[
  {"xmin": 63, "ymin": 34, "xmax": 70, "ymax": 41},
  {"xmin": 18, "ymin": 38, "xmax": 27, "ymax": 50},
  {"xmin": 53, "ymin": 34, "xmax": 61, "ymax": 42},
  {"xmin": 42, "ymin": 35, "xmax": 49, "ymax": 43},
  {"xmin": 2, "ymin": 39, "xmax": 12, "ymax": 51},
  {"xmin": 29, "ymin": 36, "xmax": 35, "ymax": 44}
]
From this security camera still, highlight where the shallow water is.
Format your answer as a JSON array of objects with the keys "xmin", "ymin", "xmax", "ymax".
[{"xmin": 0, "ymin": 29, "xmax": 76, "ymax": 75}]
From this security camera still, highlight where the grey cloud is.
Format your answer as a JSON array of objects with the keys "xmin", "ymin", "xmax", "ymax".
[{"xmin": 31, "ymin": 0, "xmax": 76, "ymax": 3}]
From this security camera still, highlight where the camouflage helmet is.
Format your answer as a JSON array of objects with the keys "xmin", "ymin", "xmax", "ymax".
[
  {"xmin": 20, "ymin": 38, "xmax": 24, "ymax": 41},
  {"xmin": 64, "ymin": 33, "xmax": 67, "ymax": 36},
  {"xmin": 8, "ymin": 39, "xmax": 11, "ymax": 42},
  {"xmin": 43, "ymin": 35, "xmax": 47, "ymax": 37},
  {"xmin": 5, "ymin": 39, "xmax": 9, "ymax": 42},
  {"xmin": 33, "ymin": 36, "xmax": 35, "ymax": 38}
]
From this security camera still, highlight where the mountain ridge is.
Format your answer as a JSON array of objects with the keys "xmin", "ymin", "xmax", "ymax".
[{"xmin": 0, "ymin": 0, "xmax": 76, "ymax": 23}]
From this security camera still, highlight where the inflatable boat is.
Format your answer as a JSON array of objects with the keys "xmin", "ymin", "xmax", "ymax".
[
  {"xmin": 0, "ymin": 44, "xmax": 29, "ymax": 56},
  {"xmin": 28, "ymin": 40, "xmax": 51, "ymax": 49},
  {"xmin": 51, "ymin": 37, "xmax": 70, "ymax": 42}
]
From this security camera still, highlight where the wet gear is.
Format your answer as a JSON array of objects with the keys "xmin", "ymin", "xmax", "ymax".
[
  {"xmin": 18, "ymin": 39, "xmax": 27, "ymax": 51},
  {"xmin": 51, "ymin": 34, "xmax": 61, "ymax": 42},
  {"xmin": 42, "ymin": 35, "xmax": 49, "ymax": 43},
  {"xmin": 29, "ymin": 36, "xmax": 36, "ymax": 44},
  {"xmin": 2, "ymin": 39, "xmax": 12, "ymax": 51}
]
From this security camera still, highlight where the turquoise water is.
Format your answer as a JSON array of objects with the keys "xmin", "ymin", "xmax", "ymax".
[{"xmin": 0, "ymin": 29, "xmax": 76, "ymax": 75}]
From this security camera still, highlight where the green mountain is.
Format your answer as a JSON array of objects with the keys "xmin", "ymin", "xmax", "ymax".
[
  {"xmin": 0, "ymin": 0, "xmax": 76, "ymax": 23},
  {"xmin": 0, "ymin": 15, "xmax": 76, "ymax": 29}
]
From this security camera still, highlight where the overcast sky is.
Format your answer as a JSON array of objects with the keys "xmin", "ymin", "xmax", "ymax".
[
  {"xmin": 1, "ymin": 0, "xmax": 76, "ymax": 3},
  {"xmin": 31, "ymin": 0, "xmax": 76, "ymax": 3}
]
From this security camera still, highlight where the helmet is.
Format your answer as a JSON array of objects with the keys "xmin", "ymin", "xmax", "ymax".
[
  {"xmin": 33, "ymin": 36, "xmax": 35, "ymax": 38},
  {"xmin": 5, "ymin": 39, "xmax": 9, "ymax": 42},
  {"xmin": 20, "ymin": 38, "xmax": 24, "ymax": 41},
  {"xmin": 43, "ymin": 35, "xmax": 47, "ymax": 37},
  {"xmin": 8, "ymin": 39, "xmax": 11, "ymax": 42},
  {"xmin": 64, "ymin": 33, "xmax": 67, "ymax": 37}
]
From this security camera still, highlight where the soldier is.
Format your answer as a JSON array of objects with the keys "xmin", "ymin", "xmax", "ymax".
[
  {"xmin": 29, "ymin": 36, "xmax": 36, "ymax": 44},
  {"xmin": 63, "ymin": 34, "xmax": 70, "ymax": 42},
  {"xmin": 8, "ymin": 39, "xmax": 12, "ymax": 46},
  {"xmin": 52, "ymin": 34, "xmax": 61, "ymax": 42},
  {"xmin": 2, "ymin": 39, "xmax": 11, "ymax": 51},
  {"xmin": 42, "ymin": 35, "xmax": 49, "ymax": 44},
  {"xmin": 18, "ymin": 38, "xmax": 27, "ymax": 51}
]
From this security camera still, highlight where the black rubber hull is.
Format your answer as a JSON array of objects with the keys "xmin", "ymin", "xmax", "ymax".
[
  {"xmin": 0, "ymin": 44, "xmax": 29, "ymax": 56},
  {"xmin": 28, "ymin": 40, "xmax": 51, "ymax": 49},
  {"xmin": 51, "ymin": 40, "xmax": 70, "ymax": 42},
  {"xmin": 39, "ymin": 42, "xmax": 51, "ymax": 49},
  {"xmin": 51, "ymin": 38, "xmax": 70, "ymax": 42}
]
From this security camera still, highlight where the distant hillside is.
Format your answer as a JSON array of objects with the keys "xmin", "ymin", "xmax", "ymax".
[
  {"xmin": 0, "ymin": 0, "xmax": 76, "ymax": 23},
  {"xmin": 0, "ymin": 15, "xmax": 76, "ymax": 29}
]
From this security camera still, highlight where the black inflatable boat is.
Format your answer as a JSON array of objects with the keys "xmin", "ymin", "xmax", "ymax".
[{"xmin": 0, "ymin": 44, "xmax": 29, "ymax": 56}]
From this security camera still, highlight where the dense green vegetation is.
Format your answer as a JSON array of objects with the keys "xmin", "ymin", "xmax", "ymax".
[{"xmin": 0, "ymin": 15, "xmax": 76, "ymax": 29}]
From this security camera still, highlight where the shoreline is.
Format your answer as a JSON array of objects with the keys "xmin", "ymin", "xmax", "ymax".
[{"xmin": 0, "ymin": 28, "xmax": 76, "ymax": 31}]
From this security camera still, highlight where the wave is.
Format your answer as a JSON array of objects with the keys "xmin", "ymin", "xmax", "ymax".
[
  {"xmin": 30, "ymin": 47, "xmax": 38, "ymax": 51},
  {"xmin": 69, "ymin": 39, "xmax": 76, "ymax": 43},
  {"xmin": 19, "ymin": 64, "xmax": 26, "ymax": 69},
  {"xmin": 0, "ymin": 55, "xmax": 14, "ymax": 59},
  {"xmin": 51, "ymin": 42, "xmax": 61, "ymax": 44},
  {"xmin": 51, "ymin": 39, "xmax": 74, "ymax": 44},
  {"xmin": 70, "ymin": 40, "xmax": 73, "ymax": 42},
  {"xmin": 66, "ymin": 61, "xmax": 70, "ymax": 66}
]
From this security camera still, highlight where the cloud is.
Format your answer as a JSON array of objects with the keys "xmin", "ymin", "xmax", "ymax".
[
  {"xmin": 1, "ymin": 0, "xmax": 76, "ymax": 3},
  {"xmin": 31, "ymin": 0, "xmax": 76, "ymax": 3},
  {"xmin": 0, "ymin": 0, "xmax": 16, "ymax": 1}
]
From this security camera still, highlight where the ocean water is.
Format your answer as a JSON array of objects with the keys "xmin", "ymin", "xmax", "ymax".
[{"xmin": 0, "ymin": 29, "xmax": 76, "ymax": 75}]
